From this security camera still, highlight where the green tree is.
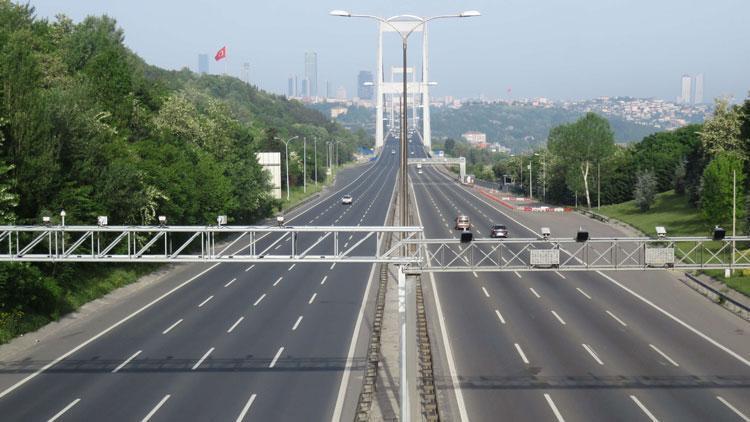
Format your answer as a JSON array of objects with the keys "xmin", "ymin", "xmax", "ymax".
[
  {"xmin": 444, "ymin": 138, "xmax": 455, "ymax": 156},
  {"xmin": 547, "ymin": 113, "xmax": 615, "ymax": 208},
  {"xmin": 700, "ymin": 152, "xmax": 746, "ymax": 227},
  {"xmin": 634, "ymin": 170, "xmax": 657, "ymax": 212},
  {"xmin": 699, "ymin": 98, "xmax": 745, "ymax": 160}
]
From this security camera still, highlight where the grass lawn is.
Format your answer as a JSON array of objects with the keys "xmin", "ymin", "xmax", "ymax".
[{"xmin": 598, "ymin": 190, "xmax": 750, "ymax": 297}]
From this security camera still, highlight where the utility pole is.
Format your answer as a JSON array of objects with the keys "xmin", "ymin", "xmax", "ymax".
[
  {"xmin": 303, "ymin": 137, "xmax": 307, "ymax": 193},
  {"xmin": 529, "ymin": 161, "xmax": 533, "ymax": 201},
  {"xmin": 275, "ymin": 136, "xmax": 299, "ymax": 201},
  {"xmin": 314, "ymin": 138, "xmax": 318, "ymax": 186},
  {"xmin": 732, "ymin": 169, "xmax": 736, "ymax": 275},
  {"xmin": 597, "ymin": 161, "xmax": 601, "ymax": 210}
]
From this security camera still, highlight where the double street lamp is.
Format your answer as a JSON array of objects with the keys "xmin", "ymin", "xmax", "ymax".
[
  {"xmin": 331, "ymin": 9, "xmax": 479, "ymax": 228},
  {"xmin": 275, "ymin": 136, "xmax": 299, "ymax": 201}
]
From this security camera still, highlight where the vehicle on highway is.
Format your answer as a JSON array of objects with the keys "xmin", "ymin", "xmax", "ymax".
[
  {"xmin": 489, "ymin": 224, "xmax": 508, "ymax": 238},
  {"xmin": 391, "ymin": 149, "xmax": 395, "ymax": 154},
  {"xmin": 341, "ymin": 194, "xmax": 353, "ymax": 205},
  {"xmin": 417, "ymin": 163, "xmax": 422, "ymax": 169},
  {"xmin": 418, "ymin": 169, "xmax": 423, "ymax": 174},
  {"xmin": 454, "ymin": 215, "xmax": 471, "ymax": 230}
]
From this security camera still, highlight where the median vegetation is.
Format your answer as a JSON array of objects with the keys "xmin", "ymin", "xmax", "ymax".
[{"xmin": 0, "ymin": 2, "xmax": 370, "ymax": 343}]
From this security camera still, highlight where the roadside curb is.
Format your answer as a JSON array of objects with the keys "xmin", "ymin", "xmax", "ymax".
[{"xmin": 679, "ymin": 273, "xmax": 750, "ymax": 322}]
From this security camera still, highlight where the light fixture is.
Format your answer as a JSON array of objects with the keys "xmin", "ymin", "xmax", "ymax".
[
  {"xmin": 541, "ymin": 227, "xmax": 551, "ymax": 240},
  {"xmin": 277, "ymin": 215, "xmax": 285, "ymax": 226},
  {"xmin": 217, "ymin": 215, "xmax": 227, "ymax": 226},
  {"xmin": 42, "ymin": 216, "xmax": 51, "ymax": 225},
  {"xmin": 713, "ymin": 226, "xmax": 726, "ymax": 241},
  {"xmin": 158, "ymin": 216, "xmax": 167, "ymax": 226},
  {"xmin": 655, "ymin": 226, "xmax": 666, "ymax": 238},
  {"xmin": 576, "ymin": 227, "xmax": 589, "ymax": 242},
  {"xmin": 329, "ymin": 9, "xmax": 351, "ymax": 17},
  {"xmin": 97, "ymin": 216, "xmax": 108, "ymax": 227},
  {"xmin": 460, "ymin": 228, "xmax": 473, "ymax": 243},
  {"xmin": 459, "ymin": 10, "xmax": 481, "ymax": 17}
]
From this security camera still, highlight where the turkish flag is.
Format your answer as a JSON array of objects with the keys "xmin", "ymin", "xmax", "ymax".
[{"xmin": 214, "ymin": 46, "xmax": 226, "ymax": 61}]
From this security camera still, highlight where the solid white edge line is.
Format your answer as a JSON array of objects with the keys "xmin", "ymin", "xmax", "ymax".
[
  {"xmin": 253, "ymin": 294, "xmax": 266, "ymax": 306},
  {"xmin": 716, "ymin": 396, "xmax": 750, "ymax": 421},
  {"xmin": 269, "ymin": 346, "xmax": 284, "ymax": 368},
  {"xmin": 0, "ymin": 262, "xmax": 221, "ymax": 400},
  {"xmin": 514, "ymin": 343, "xmax": 530, "ymax": 364},
  {"xmin": 495, "ymin": 309, "xmax": 506, "ymax": 324},
  {"xmin": 48, "ymin": 398, "xmax": 81, "ymax": 422},
  {"xmin": 192, "ymin": 347, "xmax": 215, "ymax": 370},
  {"xmin": 544, "ymin": 393, "xmax": 565, "ymax": 422},
  {"xmin": 162, "ymin": 318, "xmax": 183, "ymax": 335},
  {"xmin": 308, "ymin": 293, "xmax": 317, "ymax": 304},
  {"xmin": 198, "ymin": 295, "xmax": 214, "ymax": 307},
  {"xmin": 235, "ymin": 393, "xmax": 257, "ymax": 422},
  {"xmin": 606, "ymin": 310, "xmax": 628, "ymax": 327},
  {"xmin": 482, "ymin": 286, "xmax": 490, "ymax": 297},
  {"xmin": 227, "ymin": 317, "xmax": 244, "ymax": 333},
  {"xmin": 529, "ymin": 287, "xmax": 541, "ymax": 298},
  {"xmin": 551, "ymin": 310, "xmax": 566, "ymax": 325},
  {"xmin": 630, "ymin": 395, "xmax": 659, "ymax": 422},
  {"xmin": 582, "ymin": 343, "xmax": 604, "ymax": 365},
  {"xmin": 292, "ymin": 315, "xmax": 303, "ymax": 331},
  {"xmin": 112, "ymin": 350, "xmax": 142, "ymax": 373},
  {"xmin": 141, "ymin": 394, "xmax": 171, "ymax": 422},
  {"xmin": 576, "ymin": 287, "xmax": 592, "ymax": 299},
  {"xmin": 596, "ymin": 271, "xmax": 750, "ymax": 367}
]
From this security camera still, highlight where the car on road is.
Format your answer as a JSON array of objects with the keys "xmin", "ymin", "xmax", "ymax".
[
  {"xmin": 489, "ymin": 224, "xmax": 508, "ymax": 238},
  {"xmin": 391, "ymin": 149, "xmax": 396, "ymax": 154},
  {"xmin": 454, "ymin": 215, "xmax": 471, "ymax": 230},
  {"xmin": 417, "ymin": 169, "xmax": 423, "ymax": 174},
  {"xmin": 341, "ymin": 194, "xmax": 353, "ymax": 205}
]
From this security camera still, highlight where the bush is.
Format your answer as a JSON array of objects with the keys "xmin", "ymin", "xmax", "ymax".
[{"xmin": 634, "ymin": 170, "xmax": 657, "ymax": 211}]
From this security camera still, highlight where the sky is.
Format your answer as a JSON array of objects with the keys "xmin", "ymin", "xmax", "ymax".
[{"xmin": 25, "ymin": 0, "xmax": 750, "ymax": 102}]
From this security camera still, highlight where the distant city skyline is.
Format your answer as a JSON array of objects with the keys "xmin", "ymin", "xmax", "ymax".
[{"xmin": 26, "ymin": 1, "xmax": 750, "ymax": 102}]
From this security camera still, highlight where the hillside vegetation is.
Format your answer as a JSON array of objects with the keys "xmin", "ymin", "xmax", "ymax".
[{"xmin": 0, "ymin": 2, "xmax": 365, "ymax": 342}]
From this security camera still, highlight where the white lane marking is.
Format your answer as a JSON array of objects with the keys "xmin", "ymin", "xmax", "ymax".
[
  {"xmin": 481, "ymin": 287, "xmax": 490, "ymax": 298},
  {"xmin": 274, "ymin": 244, "xmax": 281, "ymax": 250},
  {"xmin": 606, "ymin": 310, "xmax": 628, "ymax": 327},
  {"xmin": 576, "ymin": 287, "xmax": 592, "ymax": 299},
  {"xmin": 245, "ymin": 265, "xmax": 254, "ymax": 272},
  {"xmin": 198, "ymin": 295, "xmax": 214, "ymax": 308},
  {"xmin": 308, "ymin": 293, "xmax": 317, "ymax": 304},
  {"xmin": 192, "ymin": 347, "xmax": 215, "ymax": 370},
  {"xmin": 227, "ymin": 317, "xmax": 244, "ymax": 333},
  {"xmin": 544, "ymin": 393, "xmax": 565, "ymax": 422},
  {"xmin": 472, "ymin": 271, "xmax": 478, "ymax": 278},
  {"xmin": 162, "ymin": 319, "xmax": 183, "ymax": 335},
  {"xmin": 495, "ymin": 309, "xmax": 506, "ymax": 324},
  {"xmin": 225, "ymin": 278, "xmax": 237, "ymax": 287},
  {"xmin": 582, "ymin": 343, "xmax": 604, "ymax": 365},
  {"xmin": 253, "ymin": 294, "xmax": 266, "ymax": 306},
  {"xmin": 551, "ymin": 310, "xmax": 566, "ymax": 325},
  {"xmin": 630, "ymin": 395, "xmax": 659, "ymax": 421},
  {"xmin": 555, "ymin": 271, "xmax": 566, "ymax": 279},
  {"xmin": 321, "ymin": 276, "xmax": 328, "ymax": 285},
  {"xmin": 288, "ymin": 264, "xmax": 295, "ymax": 271},
  {"xmin": 597, "ymin": 270, "xmax": 750, "ymax": 367},
  {"xmin": 269, "ymin": 347, "xmax": 284, "ymax": 368},
  {"xmin": 716, "ymin": 396, "xmax": 750, "ymax": 421},
  {"xmin": 514, "ymin": 343, "xmax": 530, "ymax": 364},
  {"xmin": 292, "ymin": 316, "xmax": 303, "ymax": 331},
  {"xmin": 529, "ymin": 287, "xmax": 541, "ymax": 298},
  {"xmin": 514, "ymin": 271, "xmax": 522, "ymax": 278},
  {"xmin": 273, "ymin": 276, "xmax": 283, "ymax": 286},
  {"xmin": 235, "ymin": 394, "xmax": 257, "ymax": 422},
  {"xmin": 649, "ymin": 344, "xmax": 679, "ymax": 367},
  {"xmin": 141, "ymin": 394, "xmax": 171, "ymax": 422},
  {"xmin": 48, "ymin": 398, "xmax": 81, "ymax": 422},
  {"xmin": 330, "ymin": 263, "xmax": 336, "ymax": 270},
  {"xmin": 112, "ymin": 350, "xmax": 142, "ymax": 373},
  {"xmin": 343, "ymin": 242, "xmax": 349, "ymax": 248}
]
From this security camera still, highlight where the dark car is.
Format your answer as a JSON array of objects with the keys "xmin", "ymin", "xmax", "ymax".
[{"xmin": 489, "ymin": 224, "xmax": 508, "ymax": 238}]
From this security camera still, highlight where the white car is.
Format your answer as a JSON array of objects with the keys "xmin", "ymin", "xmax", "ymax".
[
  {"xmin": 341, "ymin": 194, "xmax": 353, "ymax": 205},
  {"xmin": 417, "ymin": 169, "xmax": 423, "ymax": 174}
]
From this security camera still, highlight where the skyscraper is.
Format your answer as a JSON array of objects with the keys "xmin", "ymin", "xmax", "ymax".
[
  {"xmin": 694, "ymin": 73, "xmax": 704, "ymax": 104},
  {"xmin": 326, "ymin": 80, "xmax": 331, "ymax": 99},
  {"xmin": 304, "ymin": 52, "xmax": 318, "ymax": 97},
  {"xmin": 357, "ymin": 70, "xmax": 374, "ymax": 100},
  {"xmin": 300, "ymin": 78, "xmax": 309, "ymax": 98},
  {"xmin": 198, "ymin": 54, "xmax": 209, "ymax": 74},
  {"xmin": 287, "ymin": 76, "xmax": 295, "ymax": 97},
  {"xmin": 680, "ymin": 74, "xmax": 692, "ymax": 104}
]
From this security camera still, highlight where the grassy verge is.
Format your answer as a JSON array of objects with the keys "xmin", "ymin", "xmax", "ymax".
[{"xmin": 597, "ymin": 190, "xmax": 750, "ymax": 297}]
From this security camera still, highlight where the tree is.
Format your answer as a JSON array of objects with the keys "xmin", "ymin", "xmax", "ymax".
[
  {"xmin": 444, "ymin": 138, "xmax": 455, "ymax": 156},
  {"xmin": 634, "ymin": 170, "xmax": 657, "ymax": 212},
  {"xmin": 700, "ymin": 152, "xmax": 746, "ymax": 227},
  {"xmin": 699, "ymin": 98, "xmax": 745, "ymax": 160},
  {"xmin": 547, "ymin": 113, "xmax": 615, "ymax": 208},
  {"xmin": 673, "ymin": 159, "xmax": 687, "ymax": 195}
]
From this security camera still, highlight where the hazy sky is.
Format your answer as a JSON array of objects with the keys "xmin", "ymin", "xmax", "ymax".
[{"xmin": 26, "ymin": 0, "xmax": 750, "ymax": 102}]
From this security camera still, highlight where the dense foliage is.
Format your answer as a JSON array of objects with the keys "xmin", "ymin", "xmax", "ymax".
[{"xmin": 0, "ymin": 2, "xmax": 362, "ymax": 342}]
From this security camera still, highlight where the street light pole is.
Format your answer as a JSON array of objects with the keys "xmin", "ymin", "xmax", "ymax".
[
  {"xmin": 314, "ymin": 138, "xmax": 318, "ymax": 186},
  {"xmin": 529, "ymin": 160, "xmax": 533, "ymax": 201},
  {"xmin": 275, "ymin": 136, "xmax": 299, "ymax": 201},
  {"xmin": 303, "ymin": 137, "xmax": 307, "ymax": 193}
]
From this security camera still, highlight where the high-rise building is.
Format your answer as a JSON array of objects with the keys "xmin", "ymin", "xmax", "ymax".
[
  {"xmin": 680, "ymin": 74, "xmax": 692, "ymax": 104},
  {"xmin": 198, "ymin": 54, "xmax": 209, "ymax": 74},
  {"xmin": 694, "ymin": 73, "xmax": 704, "ymax": 104},
  {"xmin": 300, "ymin": 78, "xmax": 309, "ymax": 98},
  {"xmin": 294, "ymin": 75, "xmax": 299, "ymax": 97},
  {"xmin": 287, "ymin": 76, "xmax": 295, "ymax": 97},
  {"xmin": 357, "ymin": 70, "xmax": 374, "ymax": 100},
  {"xmin": 336, "ymin": 85, "xmax": 347, "ymax": 100},
  {"xmin": 304, "ymin": 52, "xmax": 318, "ymax": 97},
  {"xmin": 325, "ymin": 80, "xmax": 332, "ymax": 99}
]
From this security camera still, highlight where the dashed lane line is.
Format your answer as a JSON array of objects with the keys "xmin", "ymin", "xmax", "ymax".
[
  {"xmin": 192, "ymin": 347, "xmax": 215, "ymax": 370},
  {"xmin": 162, "ymin": 319, "xmax": 183, "ymax": 335},
  {"xmin": 235, "ymin": 394, "xmax": 258, "ymax": 422},
  {"xmin": 48, "ymin": 398, "xmax": 81, "ymax": 422},
  {"xmin": 649, "ymin": 344, "xmax": 679, "ymax": 367},
  {"xmin": 582, "ymin": 343, "xmax": 604, "ymax": 365},
  {"xmin": 544, "ymin": 394, "xmax": 565, "ymax": 422},
  {"xmin": 141, "ymin": 394, "xmax": 171, "ymax": 422},
  {"xmin": 198, "ymin": 295, "xmax": 214, "ymax": 308},
  {"xmin": 253, "ymin": 294, "xmax": 266, "ymax": 307},
  {"xmin": 630, "ymin": 395, "xmax": 659, "ymax": 422},
  {"xmin": 269, "ymin": 347, "xmax": 284, "ymax": 368},
  {"xmin": 227, "ymin": 317, "xmax": 244, "ymax": 333},
  {"xmin": 112, "ymin": 350, "xmax": 142, "ymax": 373},
  {"xmin": 292, "ymin": 316, "xmax": 303, "ymax": 331}
]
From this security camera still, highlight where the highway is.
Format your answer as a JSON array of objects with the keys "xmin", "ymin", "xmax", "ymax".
[
  {"xmin": 0, "ymin": 139, "xmax": 400, "ymax": 421},
  {"xmin": 409, "ymin": 141, "xmax": 750, "ymax": 421}
]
